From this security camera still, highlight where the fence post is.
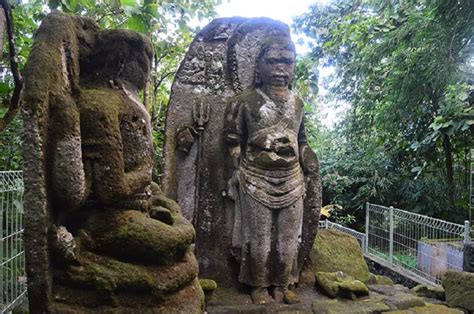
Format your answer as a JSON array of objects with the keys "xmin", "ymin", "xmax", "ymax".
[
  {"xmin": 464, "ymin": 220, "xmax": 470, "ymax": 244},
  {"xmin": 389, "ymin": 206, "xmax": 394, "ymax": 264},
  {"xmin": 325, "ymin": 219, "xmax": 329, "ymax": 229},
  {"xmin": 365, "ymin": 202, "xmax": 369, "ymax": 254}
]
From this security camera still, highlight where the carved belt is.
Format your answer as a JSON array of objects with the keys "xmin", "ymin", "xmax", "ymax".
[{"xmin": 239, "ymin": 159, "xmax": 305, "ymax": 209}]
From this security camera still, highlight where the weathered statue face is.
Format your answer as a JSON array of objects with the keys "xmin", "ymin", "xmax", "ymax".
[{"xmin": 258, "ymin": 43, "xmax": 295, "ymax": 88}]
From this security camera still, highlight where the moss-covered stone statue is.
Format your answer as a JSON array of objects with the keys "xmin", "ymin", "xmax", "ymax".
[
  {"xmin": 163, "ymin": 18, "xmax": 322, "ymax": 305},
  {"xmin": 22, "ymin": 12, "xmax": 203, "ymax": 312}
]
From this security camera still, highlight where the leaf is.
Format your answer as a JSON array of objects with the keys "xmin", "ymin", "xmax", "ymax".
[
  {"xmin": 146, "ymin": 3, "xmax": 160, "ymax": 18},
  {"xmin": 458, "ymin": 92, "xmax": 468, "ymax": 101},
  {"xmin": 127, "ymin": 15, "xmax": 147, "ymax": 33},
  {"xmin": 121, "ymin": 0, "xmax": 137, "ymax": 8}
]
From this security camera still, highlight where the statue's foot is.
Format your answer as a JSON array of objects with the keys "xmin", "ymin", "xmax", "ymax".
[
  {"xmin": 251, "ymin": 287, "xmax": 273, "ymax": 304},
  {"xmin": 273, "ymin": 287, "xmax": 300, "ymax": 304}
]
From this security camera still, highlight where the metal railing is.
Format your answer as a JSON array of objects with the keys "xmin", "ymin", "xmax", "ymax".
[
  {"xmin": 319, "ymin": 220, "xmax": 367, "ymax": 251},
  {"xmin": 365, "ymin": 202, "xmax": 470, "ymax": 285},
  {"xmin": 0, "ymin": 171, "xmax": 27, "ymax": 313}
]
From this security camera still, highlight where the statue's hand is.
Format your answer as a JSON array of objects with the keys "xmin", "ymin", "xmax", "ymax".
[
  {"xmin": 225, "ymin": 169, "xmax": 240, "ymax": 201},
  {"xmin": 176, "ymin": 126, "xmax": 197, "ymax": 154},
  {"xmin": 149, "ymin": 206, "xmax": 174, "ymax": 225}
]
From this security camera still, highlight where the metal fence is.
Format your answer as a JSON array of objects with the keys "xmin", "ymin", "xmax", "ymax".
[
  {"xmin": 319, "ymin": 220, "xmax": 367, "ymax": 250},
  {"xmin": 365, "ymin": 202, "xmax": 470, "ymax": 285},
  {"xmin": 0, "ymin": 171, "xmax": 26, "ymax": 313}
]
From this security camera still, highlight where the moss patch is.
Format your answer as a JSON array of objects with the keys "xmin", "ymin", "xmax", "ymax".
[
  {"xmin": 386, "ymin": 304, "xmax": 463, "ymax": 314},
  {"xmin": 199, "ymin": 279, "xmax": 218, "ymax": 292},
  {"xmin": 82, "ymin": 209, "xmax": 195, "ymax": 265},
  {"xmin": 56, "ymin": 249, "xmax": 198, "ymax": 298},
  {"xmin": 310, "ymin": 229, "xmax": 370, "ymax": 282},
  {"xmin": 316, "ymin": 272, "xmax": 369, "ymax": 300},
  {"xmin": 442, "ymin": 270, "xmax": 474, "ymax": 312},
  {"xmin": 366, "ymin": 273, "xmax": 394, "ymax": 286}
]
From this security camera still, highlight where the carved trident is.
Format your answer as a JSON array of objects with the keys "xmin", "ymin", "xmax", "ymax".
[
  {"xmin": 192, "ymin": 101, "xmax": 210, "ymax": 132},
  {"xmin": 192, "ymin": 100, "xmax": 210, "ymax": 226}
]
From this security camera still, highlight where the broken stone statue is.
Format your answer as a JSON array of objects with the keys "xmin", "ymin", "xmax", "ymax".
[
  {"xmin": 163, "ymin": 18, "xmax": 322, "ymax": 304},
  {"xmin": 22, "ymin": 12, "xmax": 202, "ymax": 312}
]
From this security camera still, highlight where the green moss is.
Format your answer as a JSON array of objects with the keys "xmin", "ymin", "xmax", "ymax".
[
  {"xmin": 59, "ymin": 250, "xmax": 198, "ymax": 297},
  {"xmin": 82, "ymin": 209, "xmax": 195, "ymax": 265},
  {"xmin": 199, "ymin": 279, "xmax": 218, "ymax": 292},
  {"xmin": 366, "ymin": 273, "xmax": 394, "ymax": 286},
  {"xmin": 386, "ymin": 304, "xmax": 463, "ymax": 314},
  {"xmin": 316, "ymin": 272, "xmax": 369, "ymax": 299},
  {"xmin": 443, "ymin": 270, "xmax": 474, "ymax": 312},
  {"xmin": 412, "ymin": 284, "xmax": 445, "ymax": 300},
  {"xmin": 310, "ymin": 229, "xmax": 370, "ymax": 282},
  {"xmin": 312, "ymin": 298, "xmax": 390, "ymax": 314}
]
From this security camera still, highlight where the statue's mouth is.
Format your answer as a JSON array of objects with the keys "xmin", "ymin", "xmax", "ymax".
[{"xmin": 271, "ymin": 74, "xmax": 288, "ymax": 84}]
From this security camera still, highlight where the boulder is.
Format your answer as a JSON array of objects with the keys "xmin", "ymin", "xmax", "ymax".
[
  {"xmin": 385, "ymin": 303, "xmax": 463, "ymax": 314},
  {"xmin": 366, "ymin": 274, "xmax": 394, "ymax": 286},
  {"xmin": 200, "ymin": 279, "xmax": 218, "ymax": 292},
  {"xmin": 309, "ymin": 229, "xmax": 370, "ymax": 283},
  {"xmin": 442, "ymin": 270, "xmax": 474, "ymax": 312},
  {"xmin": 312, "ymin": 298, "xmax": 390, "ymax": 314},
  {"xmin": 411, "ymin": 285, "xmax": 445, "ymax": 301},
  {"xmin": 316, "ymin": 272, "xmax": 369, "ymax": 300}
]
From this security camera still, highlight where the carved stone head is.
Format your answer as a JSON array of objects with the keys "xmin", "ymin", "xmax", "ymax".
[
  {"xmin": 80, "ymin": 29, "xmax": 153, "ymax": 91},
  {"xmin": 255, "ymin": 37, "xmax": 296, "ymax": 89}
]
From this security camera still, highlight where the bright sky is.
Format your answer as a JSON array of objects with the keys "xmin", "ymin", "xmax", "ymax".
[
  {"xmin": 214, "ymin": 0, "xmax": 317, "ymax": 54},
  {"xmin": 213, "ymin": 0, "xmax": 344, "ymax": 128},
  {"xmin": 193, "ymin": 0, "xmax": 342, "ymax": 128}
]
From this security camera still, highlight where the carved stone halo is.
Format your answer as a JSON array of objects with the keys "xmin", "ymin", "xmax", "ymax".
[{"xmin": 227, "ymin": 18, "xmax": 291, "ymax": 92}]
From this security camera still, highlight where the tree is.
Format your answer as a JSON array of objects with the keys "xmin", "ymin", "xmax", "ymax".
[
  {"xmin": 294, "ymin": 0, "xmax": 473, "ymax": 223},
  {"xmin": 0, "ymin": 0, "xmax": 221, "ymax": 172}
]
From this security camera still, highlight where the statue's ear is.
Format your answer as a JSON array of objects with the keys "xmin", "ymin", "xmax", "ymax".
[{"xmin": 255, "ymin": 70, "xmax": 261, "ymax": 85}]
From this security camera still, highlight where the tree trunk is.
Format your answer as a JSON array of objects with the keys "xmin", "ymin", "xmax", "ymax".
[{"xmin": 442, "ymin": 133, "xmax": 455, "ymax": 207}]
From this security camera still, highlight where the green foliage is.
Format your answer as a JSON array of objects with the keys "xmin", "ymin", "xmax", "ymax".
[
  {"xmin": 294, "ymin": 0, "xmax": 473, "ymax": 224},
  {"xmin": 0, "ymin": 0, "xmax": 220, "ymax": 174}
]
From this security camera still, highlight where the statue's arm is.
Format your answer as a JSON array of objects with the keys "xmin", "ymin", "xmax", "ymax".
[
  {"xmin": 224, "ymin": 100, "xmax": 245, "ymax": 167},
  {"xmin": 298, "ymin": 119, "xmax": 319, "ymax": 177},
  {"xmin": 50, "ymin": 97, "xmax": 87, "ymax": 210},
  {"xmin": 81, "ymin": 107, "xmax": 133, "ymax": 204},
  {"xmin": 124, "ymin": 154, "xmax": 153, "ymax": 193}
]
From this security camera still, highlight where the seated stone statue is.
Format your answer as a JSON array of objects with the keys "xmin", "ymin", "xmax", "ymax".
[
  {"xmin": 22, "ymin": 12, "xmax": 202, "ymax": 312},
  {"xmin": 224, "ymin": 36, "xmax": 313, "ymax": 304}
]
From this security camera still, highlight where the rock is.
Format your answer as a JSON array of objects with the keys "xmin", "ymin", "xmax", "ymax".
[
  {"xmin": 163, "ymin": 17, "xmax": 322, "ymax": 289},
  {"xmin": 411, "ymin": 285, "xmax": 445, "ymax": 301},
  {"xmin": 21, "ymin": 12, "xmax": 203, "ymax": 312},
  {"xmin": 312, "ymin": 298, "xmax": 390, "ymax": 314},
  {"xmin": 309, "ymin": 229, "xmax": 370, "ymax": 283},
  {"xmin": 366, "ymin": 273, "xmax": 394, "ymax": 286},
  {"xmin": 442, "ymin": 269, "xmax": 474, "ymax": 312},
  {"xmin": 200, "ymin": 278, "xmax": 218, "ymax": 292},
  {"xmin": 368, "ymin": 284, "xmax": 414, "ymax": 296},
  {"xmin": 207, "ymin": 304, "xmax": 308, "ymax": 313},
  {"xmin": 385, "ymin": 303, "xmax": 463, "ymax": 314},
  {"xmin": 315, "ymin": 272, "xmax": 369, "ymax": 300},
  {"xmin": 383, "ymin": 294, "xmax": 425, "ymax": 310},
  {"xmin": 463, "ymin": 241, "xmax": 474, "ymax": 272}
]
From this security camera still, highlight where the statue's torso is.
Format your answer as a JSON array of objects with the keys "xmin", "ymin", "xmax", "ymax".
[
  {"xmin": 231, "ymin": 88, "xmax": 306, "ymax": 209},
  {"xmin": 242, "ymin": 89, "xmax": 304, "ymax": 170}
]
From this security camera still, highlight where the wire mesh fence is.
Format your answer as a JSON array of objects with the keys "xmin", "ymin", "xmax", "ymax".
[
  {"xmin": 366, "ymin": 202, "xmax": 470, "ymax": 285},
  {"xmin": 318, "ymin": 220, "xmax": 367, "ymax": 251},
  {"xmin": 0, "ymin": 171, "xmax": 27, "ymax": 313}
]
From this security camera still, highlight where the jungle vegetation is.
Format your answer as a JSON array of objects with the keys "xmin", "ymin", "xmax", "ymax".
[{"xmin": 0, "ymin": 0, "xmax": 472, "ymax": 227}]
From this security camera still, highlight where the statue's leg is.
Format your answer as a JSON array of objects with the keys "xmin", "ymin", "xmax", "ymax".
[
  {"xmin": 274, "ymin": 197, "xmax": 304, "ymax": 286},
  {"xmin": 238, "ymin": 194, "xmax": 272, "ymax": 288}
]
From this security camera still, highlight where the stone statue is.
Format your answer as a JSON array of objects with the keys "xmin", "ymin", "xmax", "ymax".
[
  {"xmin": 163, "ymin": 18, "xmax": 322, "ymax": 304},
  {"xmin": 224, "ymin": 36, "xmax": 308, "ymax": 304},
  {"xmin": 22, "ymin": 12, "xmax": 202, "ymax": 312}
]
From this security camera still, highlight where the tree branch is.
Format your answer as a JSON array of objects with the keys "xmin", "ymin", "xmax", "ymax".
[{"xmin": 0, "ymin": 0, "xmax": 23, "ymax": 133}]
